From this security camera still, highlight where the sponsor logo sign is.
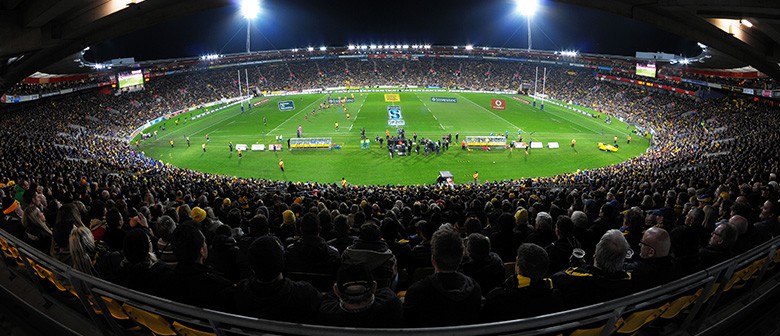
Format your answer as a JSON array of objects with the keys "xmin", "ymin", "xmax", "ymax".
[
  {"xmin": 512, "ymin": 96, "xmax": 530, "ymax": 104},
  {"xmin": 384, "ymin": 94, "xmax": 400, "ymax": 102},
  {"xmin": 431, "ymin": 97, "xmax": 457, "ymax": 103},
  {"xmin": 328, "ymin": 98, "xmax": 355, "ymax": 104},
  {"xmin": 491, "ymin": 99, "xmax": 506, "ymax": 110},
  {"xmin": 278, "ymin": 101, "xmax": 295, "ymax": 111},
  {"xmin": 388, "ymin": 106, "xmax": 405, "ymax": 126}
]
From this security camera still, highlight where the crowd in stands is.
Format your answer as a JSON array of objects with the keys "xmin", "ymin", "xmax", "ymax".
[{"xmin": 1, "ymin": 58, "xmax": 779, "ymax": 328}]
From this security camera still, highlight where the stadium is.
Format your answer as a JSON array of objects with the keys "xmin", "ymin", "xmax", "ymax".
[{"xmin": 0, "ymin": 1, "xmax": 779, "ymax": 335}]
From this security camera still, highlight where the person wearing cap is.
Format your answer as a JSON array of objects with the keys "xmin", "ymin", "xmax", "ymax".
[
  {"xmin": 651, "ymin": 207, "xmax": 675, "ymax": 231},
  {"xmin": 403, "ymin": 229, "xmax": 482, "ymax": 327},
  {"xmin": 1, "ymin": 196, "xmax": 26, "ymax": 241},
  {"xmin": 482, "ymin": 243, "xmax": 563, "ymax": 322},
  {"xmin": 235, "ymin": 236, "xmax": 321, "ymax": 324},
  {"xmin": 317, "ymin": 264, "xmax": 402, "ymax": 327},
  {"xmin": 551, "ymin": 229, "xmax": 633, "ymax": 309},
  {"xmin": 624, "ymin": 227, "xmax": 678, "ymax": 291}
]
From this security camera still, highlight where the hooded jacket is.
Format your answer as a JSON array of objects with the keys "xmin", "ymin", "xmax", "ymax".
[{"xmin": 341, "ymin": 239, "xmax": 397, "ymax": 288}]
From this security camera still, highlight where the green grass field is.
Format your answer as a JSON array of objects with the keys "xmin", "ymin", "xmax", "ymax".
[{"xmin": 133, "ymin": 92, "xmax": 650, "ymax": 185}]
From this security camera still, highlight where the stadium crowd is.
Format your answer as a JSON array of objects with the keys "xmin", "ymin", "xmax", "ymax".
[{"xmin": 1, "ymin": 58, "xmax": 779, "ymax": 328}]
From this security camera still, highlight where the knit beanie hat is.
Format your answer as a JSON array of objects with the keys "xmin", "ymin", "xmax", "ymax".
[{"xmin": 191, "ymin": 207, "xmax": 207, "ymax": 223}]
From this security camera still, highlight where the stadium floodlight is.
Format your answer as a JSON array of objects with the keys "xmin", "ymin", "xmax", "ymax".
[
  {"xmin": 740, "ymin": 19, "xmax": 753, "ymax": 28},
  {"xmin": 423, "ymin": 44, "xmax": 431, "ymax": 49},
  {"xmin": 560, "ymin": 50, "xmax": 578, "ymax": 57},
  {"xmin": 384, "ymin": 45, "xmax": 390, "ymax": 49},
  {"xmin": 680, "ymin": 58, "xmax": 690, "ymax": 65},
  {"xmin": 319, "ymin": 46, "xmax": 327, "ymax": 51},
  {"xmin": 697, "ymin": 42, "xmax": 707, "ymax": 49},
  {"xmin": 465, "ymin": 45, "xmax": 474, "ymax": 50},
  {"xmin": 292, "ymin": 48, "xmax": 298, "ymax": 52},
  {"xmin": 453, "ymin": 46, "xmax": 458, "ymax": 49},
  {"xmin": 348, "ymin": 45, "xmax": 356, "ymax": 50},
  {"xmin": 307, "ymin": 47, "xmax": 314, "ymax": 52},
  {"xmin": 402, "ymin": 45, "xmax": 409, "ymax": 49},
  {"xmin": 369, "ymin": 45, "xmax": 377, "ymax": 49},
  {"xmin": 240, "ymin": 0, "xmax": 260, "ymax": 19},
  {"xmin": 240, "ymin": 0, "xmax": 260, "ymax": 54},
  {"xmin": 360, "ymin": 45, "xmax": 368, "ymax": 50},
  {"xmin": 514, "ymin": 0, "xmax": 539, "ymax": 51},
  {"xmin": 412, "ymin": 45, "xmax": 419, "ymax": 49}
]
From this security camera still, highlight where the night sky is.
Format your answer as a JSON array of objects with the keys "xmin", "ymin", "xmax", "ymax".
[{"xmin": 86, "ymin": 0, "xmax": 701, "ymax": 62}]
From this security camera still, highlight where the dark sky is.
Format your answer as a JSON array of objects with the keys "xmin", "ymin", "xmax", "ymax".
[{"xmin": 87, "ymin": 0, "xmax": 701, "ymax": 62}]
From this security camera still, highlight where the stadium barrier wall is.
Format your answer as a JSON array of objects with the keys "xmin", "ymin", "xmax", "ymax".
[{"xmin": 0, "ymin": 227, "xmax": 777, "ymax": 336}]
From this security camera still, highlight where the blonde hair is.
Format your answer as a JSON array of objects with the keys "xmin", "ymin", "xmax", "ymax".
[
  {"xmin": 22, "ymin": 206, "xmax": 52, "ymax": 235},
  {"xmin": 69, "ymin": 226, "xmax": 96, "ymax": 276}
]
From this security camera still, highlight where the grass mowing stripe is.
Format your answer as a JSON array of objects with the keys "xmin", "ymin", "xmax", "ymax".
[{"xmin": 454, "ymin": 92, "xmax": 519, "ymax": 130}]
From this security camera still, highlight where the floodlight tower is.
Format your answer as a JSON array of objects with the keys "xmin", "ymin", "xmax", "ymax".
[
  {"xmin": 241, "ymin": 0, "xmax": 260, "ymax": 54},
  {"xmin": 515, "ymin": 0, "xmax": 539, "ymax": 51}
]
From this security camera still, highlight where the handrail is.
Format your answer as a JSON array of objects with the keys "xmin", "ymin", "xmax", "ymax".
[{"xmin": 0, "ymin": 228, "xmax": 778, "ymax": 336}]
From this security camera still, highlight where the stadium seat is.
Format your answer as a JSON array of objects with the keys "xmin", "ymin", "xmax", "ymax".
[
  {"xmin": 615, "ymin": 302, "xmax": 670, "ymax": 334},
  {"xmin": 98, "ymin": 296, "xmax": 130, "ymax": 320},
  {"xmin": 569, "ymin": 319, "xmax": 623, "ymax": 336},
  {"xmin": 723, "ymin": 260, "xmax": 763, "ymax": 292},
  {"xmin": 122, "ymin": 303, "xmax": 176, "ymax": 335},
  {"xmin": 172, "ymin": 321, "xmax": 217, "ymax": 336},
  {"xmin": 660, "ymin": 288, "xmax": 704, "ymax": 319}
]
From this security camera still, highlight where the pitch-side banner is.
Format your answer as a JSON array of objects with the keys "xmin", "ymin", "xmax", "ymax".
[{"xmin": 491, "ymin": 99, "xmax": 506, "ymax": 110}]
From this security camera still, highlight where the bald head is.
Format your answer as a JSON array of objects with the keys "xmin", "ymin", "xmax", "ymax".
[
  {"xmin": 728, "ymin": 215, "xmax": 748, "ymax": 234},
  {"xmin": 640, "ymin": 227, "xmax": 671, "ymax": 258}
]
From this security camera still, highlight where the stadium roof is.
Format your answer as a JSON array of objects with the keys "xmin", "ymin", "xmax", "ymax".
[
  {"xmin": 0, "ymin": 0, "xmax": 228, "ymax": 94},
  {"xmin": 559, "ymin": 0, "xmax": 780, "ymax": 78},
  {"xmin": 0, "ymin": 0, "xmax": 779, "ymax": 94}
]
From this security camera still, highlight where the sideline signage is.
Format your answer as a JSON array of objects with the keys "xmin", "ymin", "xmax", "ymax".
[
  {"xmin": 491, "ymin": 99, "xmax": 506, "ymax": 110},
  {"xmin": 278, "ymin": 101, "xmax": 295, "ymax": 111},
  {"xmin": 431, "ymin": 97, "xmax": 457, "ymax": 103}
]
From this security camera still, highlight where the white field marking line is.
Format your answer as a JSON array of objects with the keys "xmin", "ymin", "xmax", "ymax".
[
  {"xmin": 347, "ymin": 95, "xmax": 369, "ymax": 131},
  {"xmin": 163, "ymin": 103, "xmax": 256, "ymax": 140},
  {"xmin": 268, "ymin": 95, "xmax": 327, "ymax": 134},
  {"xmin": 413, "ymin": 93, "xmax": 445, "ymax": 129},
  {"xmin": 454, "ymin": 93, "xmax": 520, "ymax": 130},
  {"xmin": 533, "ymin": 97, "xmax": 629, "ymax": 136}
]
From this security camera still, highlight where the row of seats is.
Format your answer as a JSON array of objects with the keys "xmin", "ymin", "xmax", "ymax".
[{"xmin": 0, "ymin": 232, "xmax": 778, "ymax": 336}]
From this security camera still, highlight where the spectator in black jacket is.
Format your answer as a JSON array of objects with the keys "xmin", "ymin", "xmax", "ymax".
[
  {"xmin": 284, "ymin": 213, "xmax": 341, "ymax": 291},
  {"xmin": 162, "ymin": 225, "xmax": 235, "ymax": 312},
  {"xmin": 403, "ymin": 229, "xmax": 482, "ymax": 327},
  {"xmin": 482, "ymin": 243, "xmax": 563, "ymax": 322},
  {"xmin": 699, "ymin": 222, "xmax": 737, "ymax": 268},
  {"xmin": 545, "ymin": 215, "xmax": 582, "ymax": 276},
  {"xmin": 235, "ymin": 236, "xmax": 321, "ymax": 324},
  {"xmin": 317, "ymin": 264, "xmax": 402, "ymax": 327},
  {"xmin": 552, "ymin": 229, "xmax": 633, "ymax": 309},
  {"xmin": 341, "ymin": 223, "xmax": 397, "ymax": 289},
  {"xmin": 459, "ymin": 233, "xmax": 505, "ymax": 293},
  {"xmin": 624, "ymin": 227, "xmax": 678, "ymax": 291}
]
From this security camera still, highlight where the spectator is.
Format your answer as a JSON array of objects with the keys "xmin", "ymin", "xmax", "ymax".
[
  {"xmin": 235, "ymin": 236, "xmax": 321, "ymax": 323},
  {"xmin": 341, "ymin": 223, "xmax": 397, "ymax": 289},
  {"xmin": 699, "ymin": 222, "xmax": 738, "ymax": 268},
  {"xmin": 625, "ymin": 227, "xmax": 677, "ymax": 291},
  {"xmin": 545, "ymin": 216, "xmax": 582, "ymax": 276},
  {"xmin": 162, "ymin": 225, "xmax": 235, "ymax": 312},
  {"xmin": 403, "ymin": 229, "xmax": 482, "ymax": 327},
  {"xmin": 459, "ymin": 233, "xmax": 505, "ymax": 293},
  {"xmin": 317, "ymin": 264, "xmax": 403, "ymax": 327},
  {"xmin": 552, "ymin": 229, "xmax": 633, "ymax": 308},
  {"xmin": 482, "ymin": 243, "xmax": 564, "ymax": 322}
]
